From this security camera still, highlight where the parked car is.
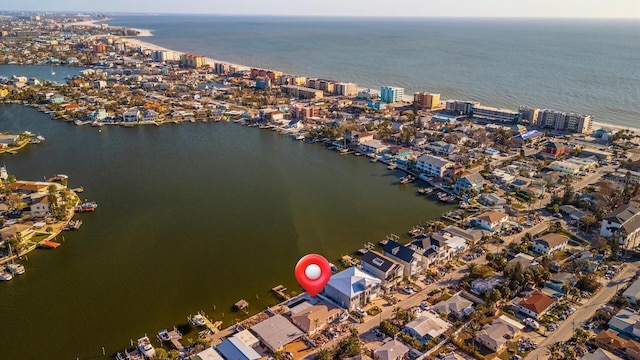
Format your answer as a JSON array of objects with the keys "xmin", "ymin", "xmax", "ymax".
[{"xmin": 355, "ymin": 307, "xmax": 367, "ymax": 317}]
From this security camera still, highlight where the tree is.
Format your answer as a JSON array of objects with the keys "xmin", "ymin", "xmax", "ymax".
[
  {"xmin": 580, "ymin": 215, "xmax": 597, "ymax": 232},
  {"xmin": 314, "ymin": 348, "xmax": 332, "ymax": 360},
  {"xmin": 546, "ymin": 341, "xmax": 563, "ymax": 360},
  {"xmin": 487, "ymin": 288, "xmax": 502, "ymax": 306}
]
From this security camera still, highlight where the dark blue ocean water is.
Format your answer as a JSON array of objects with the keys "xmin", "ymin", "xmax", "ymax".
[{"xmin": 106, "ymin": 15, "xmax": 640, "ymax": 128}]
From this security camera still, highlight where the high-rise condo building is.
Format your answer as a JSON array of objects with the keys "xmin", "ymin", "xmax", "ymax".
[
  {"xmin": 414, "ymin": 92, "xmax": 441, "ymax": 110},
  {"xmin": 380, "ymin": 86, "xmax": 405, "ymax": 103}
]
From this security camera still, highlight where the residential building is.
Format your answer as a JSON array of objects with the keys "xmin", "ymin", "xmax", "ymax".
[
  {"xmin": 559, "ymin": 205, "xmax": 589, "ymax": 221},
  {"xmin": 179, "ymin": 53, "xmax": 207, "ymax": 68},
  {"xmin": 470, "ymin": 276, "xmax": 505, "ymax": 295},
  {"xmin": 544, "ymin": 141, "xmax": 570, "ymax": 158},
  {"xmin": 380, "ymin": 86, "xmax": 404, "ymax": 103},
  {"xmin": 473, "ymin": 210, "xmax": 509, "ymax": 232},
  {"xmin": 29, "ymin": 195, "xmax": 50, "ymax": 216},
  {"xmin": 432, "ymin": 292, "xmax": 474, "ymax": 320},
  {"xmin": 600, "ymin": 202, "xmax": 640, "ymax": 248},
  {"xmin": 192, "ymin": 347, "xmax": 224, "ymax": 360},
  {"xmin": 475, "ymin": 315, "xmax": 524, "ymax": 352},
  {"xmin": 322, "ymin": 266, "xmax": 382, "ymax": 310},
  {"xmin": 507, "ymin": 253, "xmax": 537, "ymax": 270},
  {"xmin": 537, "ymin": 109, "xmax": 593, "ymax": 134},
  {"xmin": 0, "ymin": 224, "xmax": 36, "ymax": 242},
  {"xmin": 345, "ymin": 131, "xmax": 375, "ymax": 144},
  {"xmin": 471, "ymin": 105, "xmax": 521, "ymax": 123},
  {"xmin": 151, "ymin": 50, "xmax": 178, "ymax": 62},
  {"xmin": 410, "ymin": 233, "xmax": 452, "ymax": 268},
  {"xmin": 623, "ymin": 278, "xmax": 640, "ymax": 305},
  {"xmin": 608, "ymin": 169, "xmax": 640, "ymax": 186},
  {"xmin": 518, "ymin": 106, "xmax": 540, "ymax": 125},
  {"xmin": 334, "ymin": 82, "xmax": 358, "ymax": 97},
  {"xmin": 250, "ymin": 314, "xmax": 304, "ymax": 352},
  {"xmin": 426, "ymin": 141, "xmax": 458, "ymax": 156},
  {"xmin": 358, "ymin": 140, "xmax": 388, "ymax": 154},
  {"xmin": 532, "ymin": 233, "xmax": 569, "ymax": 255},
  {"xmin": 415, "ymin": 154, "xmax": 453, "ymax": 178},
  {"xmin": 443, "ymin": 225, "xmax": 487, "ymax": 245},
  {"xmin": 404, "ymin": 311, "xmax": 452, "ymax": 341},
  {"xmin": 216, "ymin": 337, "xmax": 261, "ymax": 360},
  {"xmin": 255, "ymin": 77, "xmax": 271, "ymax": 90},
  {"xmin": 549, "ymin": 160, "xmax": 581, "ymax": 176},
  {"xmin": 382, "ymin": 240, "xmax": 422, "ymax": 277},
  {"xmin": 280, "ymin": 85, "xmax": 324, "ymax": 99},
  {"xmin": 445, "ymin": 100, "xmax": 479, "ymax": 115},
  {"xmin": 608, "ymin": 308, "xmax": 640, "ymax": 339},
  {"xmin": 0, "ymin": 134, "xmax": 18, "ymax": 147},
  {"xmin": 480, "ymin": 193, "xmax": 507, "ymax": 207},
  {"xmin": 122, "ymin": 108, "xmax": 140, "ymax": 122},
  {"xmin": 546, "ymin": 272, "xmax": 578, "ymax": 293},
  {"xmin": 581, "ymin": 348, "xmax": 623, "ymax": 360},
  {"xmin": 6, "ymin": 181, "xmax": 50, "ymax": 194},
  {"xmin": 453, "ymin": 173, "xmax": 484, "ymax": 195},
  {"xmin": 141, "ymin": 109, "xmax": 159, "ymax": 122},
  {"xmin": 290, "ymin": 303, "xmax": 342, "ymax": 335},
  {"xmin": 595, "ymin": 330, "xmax": 633, "ymax": 356},
  {"xmin": 414, "ymin": 92, "xmax": 441, "ymax": 110},
  {"xmin": 512, "ymin": 129, "xmax": 545, "ymax": 147},
  {"xmin": 372, "ymin": 338, "xmax": 410, "ymax": 360},
  {"xmin": 360, "ymin": 251, "xmax": 404, "ymax": 290},
  {"xmin": 291, "ymin": 105, "xmax": 319, "ymax": 119},
  {"xmin": 513, "ymin": 290, "xmax": 557, "ymax": 319}
]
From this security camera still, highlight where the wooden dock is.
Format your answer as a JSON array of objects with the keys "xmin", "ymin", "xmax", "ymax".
[
  {"xmin": 272, "ymin": 285, "xmax": 290, "ymax": 300},
  {"xmin": 235, "ymin": 299, "xmax": 249, "ymax": 315},
  {"xmin": 40, "ymin": 240, "xmax": 60, "ymax": 248},
  {"xmin": 202, "ymin": 316, "xmax": 223, "ymax": 334}
]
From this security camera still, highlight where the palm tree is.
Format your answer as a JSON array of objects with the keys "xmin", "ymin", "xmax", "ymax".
[{"xmin": 546, "ymin": 341, "xmax": 563, "ymax": 360}]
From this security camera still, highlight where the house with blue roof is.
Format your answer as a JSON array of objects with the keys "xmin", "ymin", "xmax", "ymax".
[
  {"xmin": 382, "ymin": 240, "xmax": 422, "ymax": 277},
  {"xmin": 322, "ymin": 266, "xmax": 382, "ymax": 310}
]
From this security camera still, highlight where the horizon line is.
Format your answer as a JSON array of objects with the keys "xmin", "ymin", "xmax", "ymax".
[{"xmin": 1, "ymin": 10, "xmax": 640, "ymax": 20}]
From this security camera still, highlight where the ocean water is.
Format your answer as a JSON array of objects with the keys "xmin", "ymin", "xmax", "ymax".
[{"xmin": 106, "ymin": 15, "xmax": 640, "ymax": 128}]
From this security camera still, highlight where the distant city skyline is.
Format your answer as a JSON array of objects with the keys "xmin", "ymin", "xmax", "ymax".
[{"xmin": 2, "ymin": 0, "xmax": 640, "ymax": 18}]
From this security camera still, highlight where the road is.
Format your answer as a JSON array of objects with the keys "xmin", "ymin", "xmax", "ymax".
[{"xmin": 526, "ymin": 262, "xmax": 639, "ymax": 360}]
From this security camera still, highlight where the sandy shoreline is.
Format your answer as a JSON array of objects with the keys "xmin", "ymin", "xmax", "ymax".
[{"xmin": 69, "ymin": 19, "xmax": 637, "ymax": 133}]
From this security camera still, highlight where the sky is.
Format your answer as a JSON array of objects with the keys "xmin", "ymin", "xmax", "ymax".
[{"xmin": 1, "ymin": 0, "xmax": 639, "ymax": 18}]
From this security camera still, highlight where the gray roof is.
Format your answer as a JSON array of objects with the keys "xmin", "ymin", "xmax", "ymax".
[
  {"xmin": 433, "ymin": 293, "xmax": 473, "ymax": 315},
  {"xmin": 463, "ymin": 172, "xmax": 484, "ymax": 185},
  {"xmin": 216, "ymin": 337, "xmax": 261, "ymax": 360},
  {"xmin": 382, "ymin": 240, "xmax": 417, "ymax": 263},
  {"xmin": 443, "ymin": 226, "xmax": 486, "ymax": 242},
  {"xmin": 606, "ymin": 202, "xmax": 640, "ymax": 225},
  {"xmin": 250, "ymin": 314, "xmax": 304, "ymax": 351},
  {"xmin": 417, "ymin": 154, "xmax": 451, "ymax": 168},
  {"xmin": 549, "ymin": 272, "xmax": 578, "ymax": 286},
  {"xmin": 623, "ymin": 278, "xmax": 640, "ymax": 301},
  {"xmin": 581, "ymin": 348, "xmax": 623, "ymax": 360},
  {"xmin": 326, "ymin": 266, "xmax": 382, "ymax": 298},
  {"xmin": 608, "ymin": 308, "xmax": 639, "ymax": 336}
]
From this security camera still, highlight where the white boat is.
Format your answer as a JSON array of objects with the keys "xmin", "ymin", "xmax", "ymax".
[
  {"xmin": 0, "ymin": 267, "xmax": 13, "ymax": 281},
  {"xmin": 36, "ymin": 135, "xmax": 45, "ymax": 141},
  {"xmin": 0, "ymin": 166, "xmax": 8, "ymax": 181},
  {"xmin": 157, "ymin": 329, "xmax": 171, "ymax": 342},
  {"xmin": 50, "ymin": 64, "xmax": 55, "ymax": 76},
  {"xmin": 188, "ymin": 313, "xmax": 206, "ymax": 327},
  {"xmin": 137, "ymin": 336, "xmax": 155, "ymax": 359},
  {"xmin": 7, "ymin": 263, "xmax": 25, "ymax": 275}
]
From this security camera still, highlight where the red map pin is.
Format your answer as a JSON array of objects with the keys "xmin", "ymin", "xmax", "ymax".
[{"xmin": 295, "ymin": 254, "xmax": 332, "ymax": 297}]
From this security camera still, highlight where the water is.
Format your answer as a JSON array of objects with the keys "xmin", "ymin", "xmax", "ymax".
[
  {"xmin": 0, "ymin": 64, "xmax": 86, "ymax": 83},
  {"xmin": 105, "ymin": 15, "xmax": 640, "ymax": 128},
  {"xmin": 0, "ymin": 104, "xmax": 452, "ymax": 359}
]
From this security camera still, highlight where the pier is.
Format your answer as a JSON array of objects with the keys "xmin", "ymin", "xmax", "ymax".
[
  {"xmin": 271, "ymin": 285, "xmax": 290, "ymax": 300},
  {"xmin": 234, "ymin": 299, "xmax": 249, "ymax": 315},
  {"xmin": 39, "ymin": 240, "xmax": 60, "ymax": 249}
]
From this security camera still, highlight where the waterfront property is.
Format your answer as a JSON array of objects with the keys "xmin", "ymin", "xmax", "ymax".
[
  {"xmin": 360, "ymin": 250, "xmax": 404, "ymax": 290},
  {"xmin": 415, "ymin": 154, "xmax": 453, "ymax": 178},
  {"xmin": 382, "ymin": 240, "xmax": 422, "ymax": 277},
  {"xmin": 249, "ymin": 314, "xmax": 304, "ymax": 352},
  {"xmin": 322, "ymin": 266, "xmax": 382, "ymax": 310}
]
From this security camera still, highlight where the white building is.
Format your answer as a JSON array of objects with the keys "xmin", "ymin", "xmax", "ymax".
[
  {"xmin": 404, "ymin": 311, "xmax": 452, "ymax": 341},
  {"xmin": 599, "ymin": 202, "xmax": 640, "ymax": 248},
  {"xmin": 122, "ymin": 108, "xmax": 141, "ymax": 122},
  {"xmin": 549, "ymin": 160, "xmax": 581, "ymax": 176},
  {"xmin": 358, "ymin": 139, "xmax": 388, "ymax": 154},
  {"xmin": 322, "ymin": 267, "xmax": 382, "ymax": 310},
  {"xmin": 415, "ymin": 154, "xmax": 453, "ymax": 178},
  {"xmin": 532, "ymin": 233, "xmax": 569, "ymax": 255}
]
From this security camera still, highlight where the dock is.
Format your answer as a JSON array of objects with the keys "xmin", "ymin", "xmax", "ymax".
[
  {"xmin": 158, "ymin": 327, "xmax": 184, "ymax": 350},
  {"xmin": 235, "ymin": 299, "xmax": 249, "ymax": 315},
  {"xmin": 271, "ymin": 285, "xmax": 290, "ymax": 300},
  {"xmin": 202, "ymin": 316, "xmax": 223, "ymax": 334},
  {"xmin": 340, "ymin": 255, "xmax": 359, "ymax": 267},
  {"xmin": 71, "ymin": 186, "xmax": 84, "ymax": 193},
  {"xmin": 40, "ymin": 240, "xmax": 60, "ymax": 249}
]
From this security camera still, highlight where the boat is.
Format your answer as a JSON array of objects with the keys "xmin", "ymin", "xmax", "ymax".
[
  {"xmin": 387, "ymin": 163, "xmax": 397, "ymax": 170},
  {"xmin": 7, "ymin": 263, "xmax": 25, "ymax": 275},
  {"xmin": 0, "ymin": 266, "xmax": 13, "ymax": 281},
  {"xmin": 400, "ymin": 175, "xmax": 415, "ymax": 184},
  {"xmin": 136, "ymin": 336, "xmax": 155, "ymax": 359},
  {"xmin": 75, "ymin": 201, "xmax": 97, "ymax": 212},
  {"xmin": 36, "ymin": 135, "xmax": 45, "ymax": 141},
  {"xmin": 157, "ymin": 329, "xmax": 171, "ymax": 342},
  {"xmin": 330, "ymin": 263, "xmax": 339, "ymax": 273},
  {"xmin": 50, "ymin": 64, "xmax": 55, "ymax": 76},
  {"xmin": 188, "ymin": 313, "xmax": 206, "ymax": 327},
  {"xmin": 370, "ymin": 158, "xmax": 378, "ymax": 163}
]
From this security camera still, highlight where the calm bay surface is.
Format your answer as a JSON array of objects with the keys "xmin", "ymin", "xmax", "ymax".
[{"xmin": 0, "ymin": 104, "xmax": 452, "ymax": 359}]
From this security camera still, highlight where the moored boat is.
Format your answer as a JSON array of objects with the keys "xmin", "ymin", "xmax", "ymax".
[
  {"xmin": 75, "ymin": 201, "xmax": 98, "ymax": 212},
  {"xmin": 188, "ymin": 313, "xmax": 206, "ymax": 327},
  {"xmin": 7, "ymin": 263, "xmax": 25, "ymax": 275},
  {"xmin": 136, "ymin": 336, "xmax": 155, "ymax": 359},
  {"xmin": 0, "ymin": 266, "xmax": 13, "ymax": 281}
]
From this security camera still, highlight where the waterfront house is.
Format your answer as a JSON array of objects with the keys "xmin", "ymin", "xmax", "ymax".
[
  {"xmin": 290, "ymin": 303, "xmax": 342, "ymax": 335},
  {"xmin": 322, "ymin": 266, "xmax": 382, "ymax": 310},
  {"xmin": 250, "ymin": 314, "xmax": 304, "ymax": 352},
  {"xmin": 475, "ymin": 315, "xmax": 524, "ymax": 352},
  {"xmin": 29, "ymin": 195, "xmax": 50, "ymax": 216},
  {"xmin": 382, "ymin": 240, "xmax": 422, "ymax": 276},
  {"xmin": 403, "ymin": 311, "xmax": 452, "ymax": 341},
  {"xmin": 358, "ymin": 139, "xmax": 388, "ymax": 154},
  {"xmin": 344, "ymin": 131, "xmax": 375, "ymax": 144},
  {"xmin": 88, "ymin": 108, "xmax": 108, "ymax": 121},
  {"xmin": 599, "ymin": 202, "xmax": 640, "ymax": 248},
  {"xmin": 216, "ymin": 337, "xmax": 260, "ymax": 360},
  {"xmin": 480, "ymin": 193, "xmax": 507, "ymax": 207},
  {"xmin": 415, "ymin": 154, "xmax": 453, "ymax": 178},
  {"xmin": 473, "ymin": 210, "xmax": 509, "ymax": 232},
  {"xmin": 142, "ymin": 109, "xmax": 159, "ymax": 122},
  {"xmin": 426, "ymin": 141, "xmax": 458, "ymax": 156},
  {"xmin": 0, "ymin": 134, "xmax": 19, "ymax": 147},
  {"xmin": 623, "ymin": 279, "xmax": 640, "ymax": 305},
  {"xmin": 372, "ymin": 338, "xmax": 410, "ymax": 360},
  {"xmin": 442, "ymin": 225, "xmax": 487, "ymax": 245},
  {"xmin": 512, "ymin": 291, "xmax": 557, "ymax": 319},
  {"xmin": 0, "ymin": 224, "xmax": 36, "ymax": 242},
  {"xmin": 122, "ymin": 108, "xmax": 141, "ymax": 122},
  {"xmin": 453, "ymin": 172, "xmax": 484, "ymax": 195},
  {"xmin": 360, "ymin": 251, "xmax": 404, "ymax": 290},
  {"xmin": 410, "ymin": 233, "xmax": 452, "ymax": 267},
  {"xmin": 532, "ymin": 233, "xmax": 569, "ymax": 255},
  {"xmin": 432, "ymin": 292, "xmax": 474, "ymax": 320},
  {"xmin": 233, "ymin": 329, "xmax": 260, "ymax": 348}
]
